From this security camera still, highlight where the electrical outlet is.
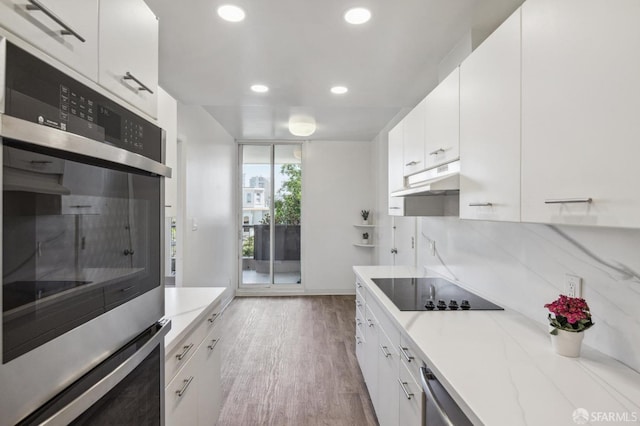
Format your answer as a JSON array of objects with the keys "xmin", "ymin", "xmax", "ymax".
[
  {"xmin": 429, "ymin": 241, "xmax": 436, "ymax": 256},
  {"xmin": 565, "ymin": 274, "xmax": 582, "ymax": 298}
]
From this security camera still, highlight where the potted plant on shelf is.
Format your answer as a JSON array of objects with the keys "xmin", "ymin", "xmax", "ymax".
[
  {"xmin": 544, "ymin": 294, "xmax": 594, "ymax": 357},
  {"xmin": 361, "ymin": 209, "xmax": 370, "ymax": 225},
  {"xmin": 362, "ymin": 232, "xmax": 369, "ymax": 245}
]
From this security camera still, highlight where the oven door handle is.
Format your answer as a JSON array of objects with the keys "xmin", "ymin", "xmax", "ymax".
[
  {"xmin": 420, "ymin": 365, "xmax": 455, "ymax": 426},
  {"xmin": 38, "ymin": 319, "xmax": 171, "ymax": 426},
  {"xmin": 0, "ymin": 115, "xmax": 172, "ymax": 178}
]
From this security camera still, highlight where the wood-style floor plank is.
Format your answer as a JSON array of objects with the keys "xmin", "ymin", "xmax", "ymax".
[{"xmin": 217, "ymin": 296, "xmax": 378, "ymax": 426}]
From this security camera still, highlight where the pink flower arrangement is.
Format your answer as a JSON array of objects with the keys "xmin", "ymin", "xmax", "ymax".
[{"xmin": 544, "ymin": 295, "xmax": 594, "ymax": 334}]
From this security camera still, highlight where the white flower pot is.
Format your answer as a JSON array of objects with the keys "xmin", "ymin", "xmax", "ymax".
[
  {"xmin": 362, "ymin": 219, "xmax": 369, "ymax": 225},
  {"xmin": 550, "ymin": 329, "xmax": 585, "ymax": 357},
  {"xmin": 361, "ymin": 239, "xmax": 369, "ymax": 245}
]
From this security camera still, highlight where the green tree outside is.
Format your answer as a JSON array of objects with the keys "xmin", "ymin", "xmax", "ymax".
[{"xmin": 260, "ymin": 164, "xmax": 301, "ymax": 225}]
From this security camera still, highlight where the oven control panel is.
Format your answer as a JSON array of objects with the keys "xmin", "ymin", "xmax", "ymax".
[{"xmin": 4, "ymin": 42, "xmax": 161, "ymax": 162}]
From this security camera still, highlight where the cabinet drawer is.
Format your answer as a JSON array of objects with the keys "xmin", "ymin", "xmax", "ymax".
[
  {"xmin": 399, "ymin": 335, "xmax": 423, "ymax": 385},
  {"xmin": 398, "ymin": 360, "xmax": 424, "ymax": 426},
  {"xmin": 165, "ymin": 347, "xmax": 200, "ymax": 426},
  {"xmin": 165, "ymin": 322, "xmax": 206, "ymax": 386},
  {"xmin": 198, "ymin": 323, "xmax": 223, "ymax": 426}
]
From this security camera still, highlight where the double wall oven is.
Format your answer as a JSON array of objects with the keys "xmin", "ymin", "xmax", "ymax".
[{"xmin": 0, "ymin": 38, "xmax": 171, "ymax": 425}]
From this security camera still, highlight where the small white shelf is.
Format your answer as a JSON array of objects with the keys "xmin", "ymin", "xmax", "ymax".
[
  {"xmin": 353, "ymin": 243, "xmax": 375, "ymax": 247},
  {"xmin": 353, "ymin": 224, "xmax": 376, "ymax": 228}
]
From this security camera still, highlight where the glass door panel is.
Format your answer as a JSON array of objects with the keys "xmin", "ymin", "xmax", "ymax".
[{"xmin": 239, "ymin": 144, "xmax": 302, "ymax": 288}]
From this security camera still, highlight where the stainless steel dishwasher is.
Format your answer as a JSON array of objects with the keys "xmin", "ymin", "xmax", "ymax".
[{"xmin": 420, "ymin": 364, "xmax": 473, "ymax": 425}]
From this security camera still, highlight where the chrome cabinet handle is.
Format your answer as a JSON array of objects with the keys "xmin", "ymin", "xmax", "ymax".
[
  {"xmin": 356, "ymin": 300, "xmax": 362, "ymax": 307},
  {"xmin": 176, "ymin": 376, "xmax": 194, "ymax": 397},
  {"xmin": 356, "ymin": 319, "xmax": 362, "ymax": 326},
  {"xmin": 389, "ymin": 207, "xmax": 401, "ymax": 210},
  {"xmin": 391, "ymin": 248, "xmax": 398, "ymax": 254},
  {"xmin": 398, "ymin": 379, "xmax": 414, "ymax": 400},
  {"xmin": 208, "ymin": 313, "xmax": 218, "ymax": 323},
  {"xmin": 123, "ymin": 72, "xmax": 154, "ymax": 94},
  {"xmin": 405, "ymin": 160, "xmax": 420, "ymax": 166},
  {"xmin": 544, "ymin": 198, "xmax": 592, "ymax": 204},
  {"xmin": 356, "ymin": 336, "xmax": 362, "ymax": 344},
  {"xmin": 380, "ymin": 345, "xmax": 392, "ymax": 358},
  {"xmin": 420, "ymin": 366, "xmax": 455, "ymax": 426},
  {"xmin": 468, "ymin": 202, "xmax": 492, "ymax": 207},
  {"xmin": 207, "ymin": 338, "xmax": 221, "ymax": 351},
  {"xmin": 356, "ymin": 282, "xmax": 363, "ymax": 288},
  {"xmin": 429, "ymin": 148, "xmax": 445, "ymax": 155},
  {"xmin": 399, "ymin": 346, "xmax": 414, "ymax": 362},
  {"xmin": 367, "ymin": 319, "xmax": 374, "ymax": 328},
  {"xmin": 175, "ymin": 343, "xmax": 194, "ymax": 361},
  {"xmin": 26, "ymin": 0, "xmax": 86, "ymax": 42}
]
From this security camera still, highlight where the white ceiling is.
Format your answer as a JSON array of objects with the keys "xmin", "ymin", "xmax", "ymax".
[{"xmin": 146, "ymin": 0, "xmax": 522, "ymax": 141}]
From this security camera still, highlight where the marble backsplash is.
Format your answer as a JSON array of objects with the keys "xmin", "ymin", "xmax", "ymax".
[{"xmin": 418, "ymin": 217, "xmax": 640, "ymax": 372}]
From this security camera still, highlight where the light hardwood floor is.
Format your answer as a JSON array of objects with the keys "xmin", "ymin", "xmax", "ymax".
[{"xmin": 217, "ymin": 296, "xmax": 378, "ymax": 426}]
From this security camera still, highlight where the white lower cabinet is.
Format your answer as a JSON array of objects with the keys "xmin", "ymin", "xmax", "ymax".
[
  {"xmin": 398, "ymin": 361, "xmax": 423, "ymax": 426},
  {"xmin": 165, "ymin": 306, "xmax": 223, "ymax": 426},
  {"xmin": 355, "ymin": 278, "xmax": 424, "ymax": 426}
]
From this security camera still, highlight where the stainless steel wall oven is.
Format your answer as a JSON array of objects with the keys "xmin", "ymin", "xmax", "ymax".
[{"xmin": 0, "ymin": 37, "xmax": 171, "ymax": 425}]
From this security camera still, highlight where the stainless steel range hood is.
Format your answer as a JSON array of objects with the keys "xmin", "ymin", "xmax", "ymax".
[{"xmin": 390, "ymin": 160, "xmax": 460, "ymax": 197}]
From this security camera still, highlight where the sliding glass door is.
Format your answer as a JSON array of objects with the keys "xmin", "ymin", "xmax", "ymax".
[{"xmin": 239, "ymin": 144, "xmax": 302, "ymax": 288}]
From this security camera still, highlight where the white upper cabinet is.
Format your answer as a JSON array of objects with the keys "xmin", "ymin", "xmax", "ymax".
[
  {"xmin": 521, "ymin": 0, "xmax": 640, "ymax": 228},
  {"xmin": 0, "ymin": 0, "xmax": 98, "ymax": 80},
  {"xmin": 460, "ymin": 8, "xmax": 521, "ymax": 222},
  {"xmin": 98, "ymin": 0, "xmax": 159, "ymax": 118},
  {"xmin": 402, "ymin": 98, "xmax": 426, "ymax": 176},
  {"xmin": 388, "ymin": 121, "xmax": 405, "ymax": 215},
  {"xmin": 424, "ymin": 67, "xmax": 460, "ymax": 169}
]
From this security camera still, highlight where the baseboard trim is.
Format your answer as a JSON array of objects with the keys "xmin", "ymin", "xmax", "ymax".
[{"xmin": 235, "ymin": 288, "xmax": 355, "ymax": 297}]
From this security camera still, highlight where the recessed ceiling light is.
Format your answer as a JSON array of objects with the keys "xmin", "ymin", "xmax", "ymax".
[
  {"xmin": 344, "ymin": 7, "xmax": 371, "ymax": 25},
  {"xmin": 331, "ymin": 86, "xmax": 348, "ymax": 95},
  {"xmin": 251, "ymin": 84, "xmax": 269, "ymax": 93},
  {"xmin": 217, "ymin": 4, "xmax": 245, "ymax": 22}
]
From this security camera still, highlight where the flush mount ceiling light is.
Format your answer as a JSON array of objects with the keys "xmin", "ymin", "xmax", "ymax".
[
  {"xmin": 344, "ymin": 7, "xmax": 371, "ymax": 25},
  {"xmin": 331, "ymin": 86, "xmax": 348, "ymax": 95},
  {"xmin": 251, "ymin": 84, "xmax": 269, "ymax": 93},
  {"xmin": 288, "ymin": 116, "xmax": 316, "ymax": 137},
  {"xmin": 217, "ymin": 4, "xmax": 245, "ymax": 22}
]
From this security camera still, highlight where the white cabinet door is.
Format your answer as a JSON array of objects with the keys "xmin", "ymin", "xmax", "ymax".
[
  {"xmin": 98, "ymin": 0, "xmax": 158, "ymax": 118},
  {"xmin": 402, "ymin": 98, "xmax": 426, "ymax": 176},
  {"xmin": 388, "ymin": 120, "xmax": 405, "ymax": 215},
  {"xmin": 363, "ymin": 304, "xmax": 379, "ymax": 405},
  {"xmin": 376, "ymin": 327, "xmax": 399, "ymax": 426},
  {"xmin": 460, "ymin": 8, "xmax": 521, "ymax": 222},
  {"xmin": 166, "ymin": 350, "xmax": 200, "ymax": 426},
  {"xmin": 424, "ymin": 67, "xmax": 459, "ymax": 169},
  {"xmin": 398, "ymin": 361, "xmax": 423, "ymax": 426},
  {"xmin": 0, "ymin": 0, "xmax": 98, "ymax": 80},
  {"xmin": 521, "ymin": 0, "xmax": 640, "ymax": 228},
  {"xmin": 198, "ymin": 325, "xmax": 222, "ymax": 426}
]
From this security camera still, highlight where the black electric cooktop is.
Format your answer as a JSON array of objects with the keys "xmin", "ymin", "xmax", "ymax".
[{"xmin": 371, "ymin": 277, "xmax": 503, "ymax": 311}]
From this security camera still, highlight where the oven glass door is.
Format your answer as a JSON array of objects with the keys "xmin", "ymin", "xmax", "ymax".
[{"xmin": 2, "ymin": 141, "xmax": 161, "ymax": 363}]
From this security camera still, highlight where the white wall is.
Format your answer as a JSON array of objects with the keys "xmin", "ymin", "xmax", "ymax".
[
  {"xmin": 177, "ymin": 103, "xmax": 236, "ymax": 302},
  {"xmin": 302, "ymin": 140, "xmax": 375, "ymax": 293}
]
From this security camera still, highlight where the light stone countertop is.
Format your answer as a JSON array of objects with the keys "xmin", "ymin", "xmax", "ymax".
[
  {"xmin": 353, "ymin": 265, "xmax": 640, "ymax": 426},
  {"xmin": 163, "ymin": 287, "xmax": 226, "ymax": 354}
]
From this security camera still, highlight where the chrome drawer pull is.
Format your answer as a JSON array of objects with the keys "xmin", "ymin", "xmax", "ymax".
[
  {"xmin": 26, "ymin": 0, "xmax": 86, "ymax": 42},
  {"xmin": 208, "ymin": 313, "xmax": 218, "ymax": 323},
  {"xmin": 468, "ymin": 202, "xmax": 492, "ymax": 207},
  {"xmin": 399, "ymin": 346, "xmax": 414, "ymax": 362},
  {"xmin": 544, "ymin": 198, "xmax": 592, "ymax": 204},
  {"xmin": 207, "ymin": 338, "xmax": 221, "ymax": 351},
  {"xmin": 123, "ymin": 72, "xmax": 154, "ymax": 94},
  {"xmin": 356, "ymin": 300, "xmax": 362, "ymax": 307},
  {"xmin": 405, "ymin": 160, "xmax": 420, "ymax": 166},
  {"xmin": 398, "ymin": 379, "xmax": 414, "ymax": 400},
  {"xmin": 380, "ymin": 345, "xmax": 392, "ymax": 358},
  {"xmin": 356, "ymin": 319, "xmax": 362, "ymax": 326},
  {"xmin": 429, "ymin": 148, "xmax": 445, "ymax": 156},
  {"xmin": 175, "ymin": 343, "xmax": 194, "ymax": 361},
  {"xmin": 367, "ymin": 319, "xmax": 374, "ymax": 328},
  {"xmin": 176, "ymin": 376, "xmax": 194, "ymax": 397}
]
